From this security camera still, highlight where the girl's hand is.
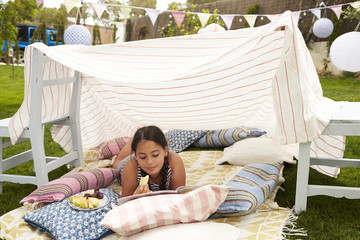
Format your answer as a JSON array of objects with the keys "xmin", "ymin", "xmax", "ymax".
[{"xmin": 133, "ymin": 184, "xmax": 151, "ymax": 195}]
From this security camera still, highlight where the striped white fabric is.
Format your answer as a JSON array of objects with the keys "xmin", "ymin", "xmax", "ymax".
[{"xmin": 8, "ymin": 11, "xmax": 344, "ymax": 177}]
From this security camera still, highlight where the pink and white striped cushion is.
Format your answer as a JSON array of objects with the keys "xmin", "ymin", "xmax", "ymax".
[{"xmin": 100, "ymin": 185, "xmax": 230, "ymax": 236}]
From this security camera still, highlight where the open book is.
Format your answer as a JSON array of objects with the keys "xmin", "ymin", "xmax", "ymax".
[{"xmin": 118, "ymin": 185, "xmax": 201, "ymax": 205}]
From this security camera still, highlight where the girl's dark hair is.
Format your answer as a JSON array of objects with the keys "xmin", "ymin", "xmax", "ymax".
[{"xmin": 131, "ymin": 125, "xmax": 170, "ymax": 190}]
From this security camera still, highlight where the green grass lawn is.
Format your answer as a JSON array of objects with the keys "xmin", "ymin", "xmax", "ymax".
[
  {"xmin": 0, "ymin": 65, "xmax": 360, "ymax": 239},
  {"xmin": 0, "ymin": 65, "xmax": 68, "ymax": 216}
]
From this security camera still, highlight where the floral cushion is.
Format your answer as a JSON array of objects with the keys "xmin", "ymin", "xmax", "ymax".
[
  {"xmin": 165, "ymin": 129, "xmax": 207, "ymax": 153},
  {"xmin": 23, "ymin": 188, "xmax": 120, "ymax": 240},
  {"xmin": 20, "ymin": 168, "xmax": 118, "ymax": 204}
]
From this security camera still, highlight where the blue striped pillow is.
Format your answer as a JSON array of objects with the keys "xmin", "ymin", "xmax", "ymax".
[
  {"xmin": 213, "ymin": 162, "xmax": 281, "ymax": 217},
  {"xmin": 193, "ymin": 128, "xmax": 266, "ymax": 147}
]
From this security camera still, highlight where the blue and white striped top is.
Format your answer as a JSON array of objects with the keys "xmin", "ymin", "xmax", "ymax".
[{"xmin": 117, "ymin": 154, "xmax": 172, "ymax": 191}]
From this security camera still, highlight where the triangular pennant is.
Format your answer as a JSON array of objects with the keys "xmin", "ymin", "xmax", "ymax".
[
  {"xmin": 120, "ymin": 6, "xmax": 133, "ymax": 19},
  {"xmin": 64, "ymin": 0, "xmax": 79, "ymax": 13},
  {"xmin": 220, "ymin": 15, "xmax": 235, "ymax": 30},
  {"xmin": 197, "ymin": 13, "xmax": 211, "ymax": 27},
  {"xmin": 36, "ymin": 0, "xmax": 43, "ymax": 7},
  {"xmin": 266, "ymin": 14, "xmax": 281, "ymax": 22},
  {"xmin": 171, "ymin": 11, "xmax": 186, "ymax": 27},
  {"xmin": 292, "ymin": 11, "xmax": 301, "ymax": 25},
  {"xmin": 309, "ymin": 8, "xmax": 321, "ymax": 19},
  {"xmin": 145, "ymin": 8, "xmax": 162, "ymax": 25},
  {"xmin": 329, "ymin": 5, "xmax": 342, "ymax": 19},
  {"xmin": 91, "ymin": 3, "xmax": 108, "ymax": 19},
  {"xmin": 243, "ymin": 15, "xmax": 257, "ymax": 27},
  {"xmin": 350, "ymin": 2, "xmax": 360, "ymax": 9}
]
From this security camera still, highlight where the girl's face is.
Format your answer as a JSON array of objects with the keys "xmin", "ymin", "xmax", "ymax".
[{"xmin": 134, "ymin": 140, "xmax": 168, "ymax": 177}]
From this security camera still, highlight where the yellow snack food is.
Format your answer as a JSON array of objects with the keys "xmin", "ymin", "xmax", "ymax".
[{"xmin": 139, "ymin": 175, "xmax": 149, "ymax": 186}]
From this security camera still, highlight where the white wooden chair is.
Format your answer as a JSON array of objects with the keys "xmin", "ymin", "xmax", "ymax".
[
  {"xmin": 0, "ymin": 48, "xmax": 84, "ymax": 194},
  {"xmin": 295, "ymin": 102, "xmax": 360, "ymax": 213}
]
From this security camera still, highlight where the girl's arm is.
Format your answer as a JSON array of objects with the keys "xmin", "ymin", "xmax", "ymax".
[
  {"xmin": 121, "ymin": 157, "xmax": 150, "ymax": 197},
  {"xmin": 168, "ymin": 152, "xmax": 186, "ymax": 190},
  {"xmin": 112, "ymin": 138, "xmax": 133, "ymax": 170}
]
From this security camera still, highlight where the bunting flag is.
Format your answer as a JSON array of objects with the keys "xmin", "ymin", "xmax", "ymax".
[
  {"xmin": 36, "ymin": 0, "xmax": 43, "ymax": 7},
  {"xmin": 350, "ymin": 1, "xmax": 360, "ymax": 9},
  {"xmin": 309, "ymin": 8, "xmax": 321, "ymax": 19},
  {"xmin": 329, "ymin": 5, "xmax": 342, "ymax": 19},
  {"xmin": 292, "ymin": 11, "xmax": 301, "ymax": 25},
  {"xmin": 220, "ymin": 15, "xmax": 235, "ymax": 30},
  {"xmin": 266, "ymin": 14, "xmax": 281, "ymax": 22},
  {"xmin": 171, "ymin": 11, "xmax": 186, "ymax": 27},
  {"xmin": 197, "ymin": 13, "xmax": 211, "ymax": 27},
  {"xmin": 145, "ymin": 8, "xmax": 162, "ymax": 25},
  {"xmin": 64, "ymin": 0, "xmax": 79, "ymax": 13},
  {"xmin": 91, "ymin": 3, "xmax": 108, "ymax": 19},
  {"xmin": 243, "ymin": 15, "xmax": 257, "ymax": 27},
  {"xmin": 120, "ymin": 6, "xmax": 133, "ymax": 19}
]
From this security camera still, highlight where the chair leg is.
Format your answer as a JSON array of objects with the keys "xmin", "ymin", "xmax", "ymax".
[
  {"xmin": 295, "ymin": 142, "xmax": 311, "ymax": 213},
  {"xmin": 30, "ymin": 127, "xmax": 49, "ymax": 188}
]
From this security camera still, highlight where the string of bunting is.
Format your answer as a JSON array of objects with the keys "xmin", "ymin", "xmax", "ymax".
[{"xmin": 35, "ymin": 0, "xmax": 360, "ymax": 30}]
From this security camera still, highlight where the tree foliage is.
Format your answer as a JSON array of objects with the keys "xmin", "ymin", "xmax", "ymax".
[
  {"xmin": 129, "ymin": 0, "xmax": 156, "ymax": 9},
  {"xmin": 167, "ymin": 1, "xmax": 186, "ymax": 10},
  {"xmin": 0, "ymin": 0, "xmax": 36, "ymax": 63},
  {"xmin": 161, "ymin": 6, "xmax": 223, "ymax": 37},
  {"xmin": 186, "ymin": 0, "xmax": 219, "ymax": 7}
]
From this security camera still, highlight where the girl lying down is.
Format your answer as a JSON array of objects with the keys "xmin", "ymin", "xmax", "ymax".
[{"xmin": 112, "ymin": 126, "xmax": 186, "ymax": 197}]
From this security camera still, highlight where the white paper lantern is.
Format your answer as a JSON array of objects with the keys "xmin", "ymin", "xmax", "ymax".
[
  {"xmin": 197, "ymin": 23, "xmax": 225, "ymax": 34},
  {"xmin": 313, "ymin": 18, "xmax": 334, "ymax": 38},
  {"xmin": 64, "ymin": 25, "xmax": 92, "ymax": 45},
  {"xmin": 330, "ymin": 32, "xmax": 360, "ymax": 72}
]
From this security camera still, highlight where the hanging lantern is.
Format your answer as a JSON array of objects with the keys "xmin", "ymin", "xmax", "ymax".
[
  {"xmin": 312, "ymin": 18, "xmax": 334, "ymax": 38},
  {"xmin": 330, "ymin": 32, "xmax": 360, "ymax": 72},
  {"xmin": 64, "ymin": 25, "xmax": 92, "ymax": 45}
]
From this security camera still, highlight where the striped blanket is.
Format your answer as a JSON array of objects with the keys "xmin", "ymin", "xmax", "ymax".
[{"xmin": 8, "ymin": 11, "xmax": 344, "ymax": 179}]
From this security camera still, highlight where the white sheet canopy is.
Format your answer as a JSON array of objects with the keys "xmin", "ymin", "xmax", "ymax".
[{"xmin": 8, "ymin": 11, "xmax": 345, "ymax": 177}]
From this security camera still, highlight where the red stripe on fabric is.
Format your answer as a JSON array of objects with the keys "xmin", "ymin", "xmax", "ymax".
[
  {"xmin": 315, "ymin": 165, "xmax": 338, "ymax": 177},
  {"xmin": 291, "ymin": 18, "xmax": 309, "ymax": 142},
  {"xmin": 312, "ymin": 140, "xmax": 339, "ymax": 158},
  {"xmin": 55, "ymin": 125, "xmax": 71, "ymax": 141},
  {"xmin": 41, "ymin": 62, "xmax": 47, "ymax": 119},
  {"xmin": 89, "ymin": 66, "xmax": 277, "ymax": 100},
  {"xmin": 63, "ymin": 81, "xmax": 67, "ymax": 117},
  {"xmin": 310, "ymin": 147, "xmax": 319, "ymax": 157},
  {"xmin": 284, "ymin": 61, "xmax": 297, "ymax": 142},
  {"xmin": 317, "ymin": 135, "xmax": 345, "ymax": 152},
  {"xmin": 309, "ymin": 107, "xmax": 327, "ymax": 129},
  {"xmin": 327, "ymin": 134, "xmax": 346, "ymax": 144},
  {"xmin": 26, "ymin": 47, "xmax": 32, "ymax": 116},
  {"xmin": 87, "ymin": 52, "xmax": 281, "ymax": 92},
  {"xmin": 81, "ymin": 92, "xmax": 271, "ymax": 116},
  {"xmin": 274, "ymin": 75, "xmax": 288, "ymax": 144},
  {"xmin": 11, "ymin": 114, "xmax": 19, "ymax": 139},
  {"xmin": 49, "ymin": 64, "xmax": 54, "ymax": 118},
  {"xmin": 75, "ymin": 50, "xmax": 215, "ymax": 58}
]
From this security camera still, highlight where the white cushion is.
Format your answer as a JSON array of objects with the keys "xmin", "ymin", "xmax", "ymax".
[{"xmin": 216, "ymin": 137, "xmax": 294, "ymax": 165}]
